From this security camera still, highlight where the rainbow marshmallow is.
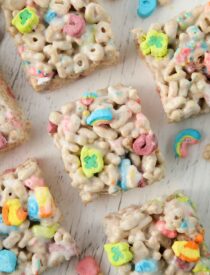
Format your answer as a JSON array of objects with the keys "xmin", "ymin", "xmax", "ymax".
[
  {"xmin": 81, "ymin": 92, "xmax": 98, "ymax": 106},
  {"xmin": 173, "ymin": 129, "xmax": 202, "ymax": 158},
  {"xmin": 86, "ymin": 108, "xmax": 113, "ymax": 126}
]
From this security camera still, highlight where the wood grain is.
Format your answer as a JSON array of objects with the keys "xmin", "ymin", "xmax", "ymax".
[{"xmin": 0, "ymin": 0, "xmax": 209, "ymax": 274}]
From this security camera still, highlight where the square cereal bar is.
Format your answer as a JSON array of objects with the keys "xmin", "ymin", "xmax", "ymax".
[
  {"xmin": 0, "ymin": 75, "xmax": 30, "ymax": 152},
  {"xmin": 2, "ymin": 1, "xmax": 119, "ymax": 92},
  {"xmin": 48, "ymin": 84, "xmax": 164, "ymax": 203},
  {"xmin": 133, "ymin": 4, "xmax": 210, "ymax": 122},
  {"xmin": 0, "ymin": 159, "xmax": 77, "ymax": 274},
  {"xmin": 103, "ymin": 192, "xmax": 209, "ymax": 275}
]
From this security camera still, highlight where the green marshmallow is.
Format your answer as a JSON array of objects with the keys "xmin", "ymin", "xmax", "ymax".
[
  {"xmin": 80, "ymin": 146, "xmax": 104, "ymax": 178},
  {"xmin": 32, "ymin": 223, "xmax": 59, "ymax": 239},
  {"xmin": 104, "ymin": 243, "xmax": 133, "ymax": 267}
]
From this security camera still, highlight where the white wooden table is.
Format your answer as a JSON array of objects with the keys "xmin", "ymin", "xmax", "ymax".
[{"xmin": 0, "ymin": 0, "xmax": 210, "ymax": 274}]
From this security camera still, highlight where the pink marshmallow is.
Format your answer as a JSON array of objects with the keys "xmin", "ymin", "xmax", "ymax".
[
  {"xmin": 156, "ymin": 220, "xmax": 177, "ymax": 239},
  {"xmin": 63, "ymin": 14, "xmax": 86, "ymax": 38},
  {"xmin": 24, "ymin": 176, "xmax": 45, "ymax": 190},
  {"xmin": 80, "ymin": 98, "xmax": 94, "ymax": 106},
  {"xmin": 76, "ymin": 256, "xmax": 100, "ymax": 275},
  {"xmin": 48, "ymin": 121, "xmax": 58, "ymax": 134},
  {"xmin": 133, "ymin": 133, "xmax": 158, "ymax": 156}
]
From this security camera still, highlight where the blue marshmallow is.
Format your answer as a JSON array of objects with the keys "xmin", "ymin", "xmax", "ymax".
[
  {"xmin": 180, "ymin": 219, "xmax": 188, "ymax": 229},
  {"xmin": 44, "ymin": 10, "xmax": 57, "ymax": 24},
  {"xmin": 118, "ymin": 159, "xmax": 131, "ymax": 190},
  {"xmin": 135, "ymin": 259, "xmax": 158, "ymax": 273},
  {"xmin": 0, "ymin": 250, "xmax": 17, "ymax": 273},
  {"xmin": 28, "ymin": 195, "xmax": 40, "ymax": 221},
  {"xmin": 137, "ymin": 0, "xmax": 157, "ymax": 18}
]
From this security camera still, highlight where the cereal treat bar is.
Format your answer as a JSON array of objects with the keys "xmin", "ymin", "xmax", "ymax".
[
  {"xmin": 0, "ymin": 75, "xmax": 30, "ymax": 152},
  {"xmin": 0, "ymin": 159, "xmax": 77, "ymax": 274},
  {"xmin": 103, "ymin": 192, "xmax": 210, "ymax": 275},
  {"xmin": 133, "ymin": 3, "xmax": 210, "ymax": 122},
  {"xmin": 48, "ymin": 84, "xmax": 164, "ymax": 203},
  {"xmin": 2, "ymin": 1, "xmax": 119, "ymax": 92}
]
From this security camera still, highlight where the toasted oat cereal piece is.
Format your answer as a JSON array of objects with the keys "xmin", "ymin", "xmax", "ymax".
[
  {"xmin": 48, "ymin": 84, "xmax": 164, "ymax": 203},
  {"xmin": 2, "ymin": 1, "xmax": 119, "ymax": 92},
  {"xmin": 158, "ymin": 0, "xmax": 171, "ymax": 5},
  {"xmin": 0, "ymin": 75, "xmax": 30, "ymax": 152},
  {"xmin": 203, "ymin": 144, "xmax": 210, "ymax": 161},
  {"xmin": 133, "ymin": 3, "xmax": 210, "ymax": 122},
  {"xmin": 103, "ymin": 192, "xmax": 209, "ymax": 274},
  {"xmin": 0, "ymin": 159, "xmax": 77, "ymax": 274}
]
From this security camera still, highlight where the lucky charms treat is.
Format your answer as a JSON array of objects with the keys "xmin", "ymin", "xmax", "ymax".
[
  {"xmin": 137, "ymin": 0, "xmax": 171, "ymax": 18},
  {"xmin": 0, "ymin": 75, "xmax": 30, "ymax": 152},
  {"xmin": 103, "ymin": 192, "xmax": 209, "ymax": 275},
  {"xmin": 48, "ymin": 84, "xmax": 164, "ymax": 203},
  {"xmin": 0, "ymin": 159, "xmax": 77, "ymax": 274},
  {"xmin": 2, "ymin": 1, "xmax": 119, "ymax": 92},
  {"xmin": 133, "ymin": 3, "xmax": 210, "ymax": 122}
]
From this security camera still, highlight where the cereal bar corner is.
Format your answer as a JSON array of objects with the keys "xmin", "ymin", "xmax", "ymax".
[
  {"xmin": 0, "ymin": 159, "xmax": 77, "ymax": 274},
  {"xmin": 2, "ymin": 0, "xmax": 119, "ymax": 92},
  {"xmin": 133, "ymin": 3, "xmax": 210, "ymax": 122}
]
